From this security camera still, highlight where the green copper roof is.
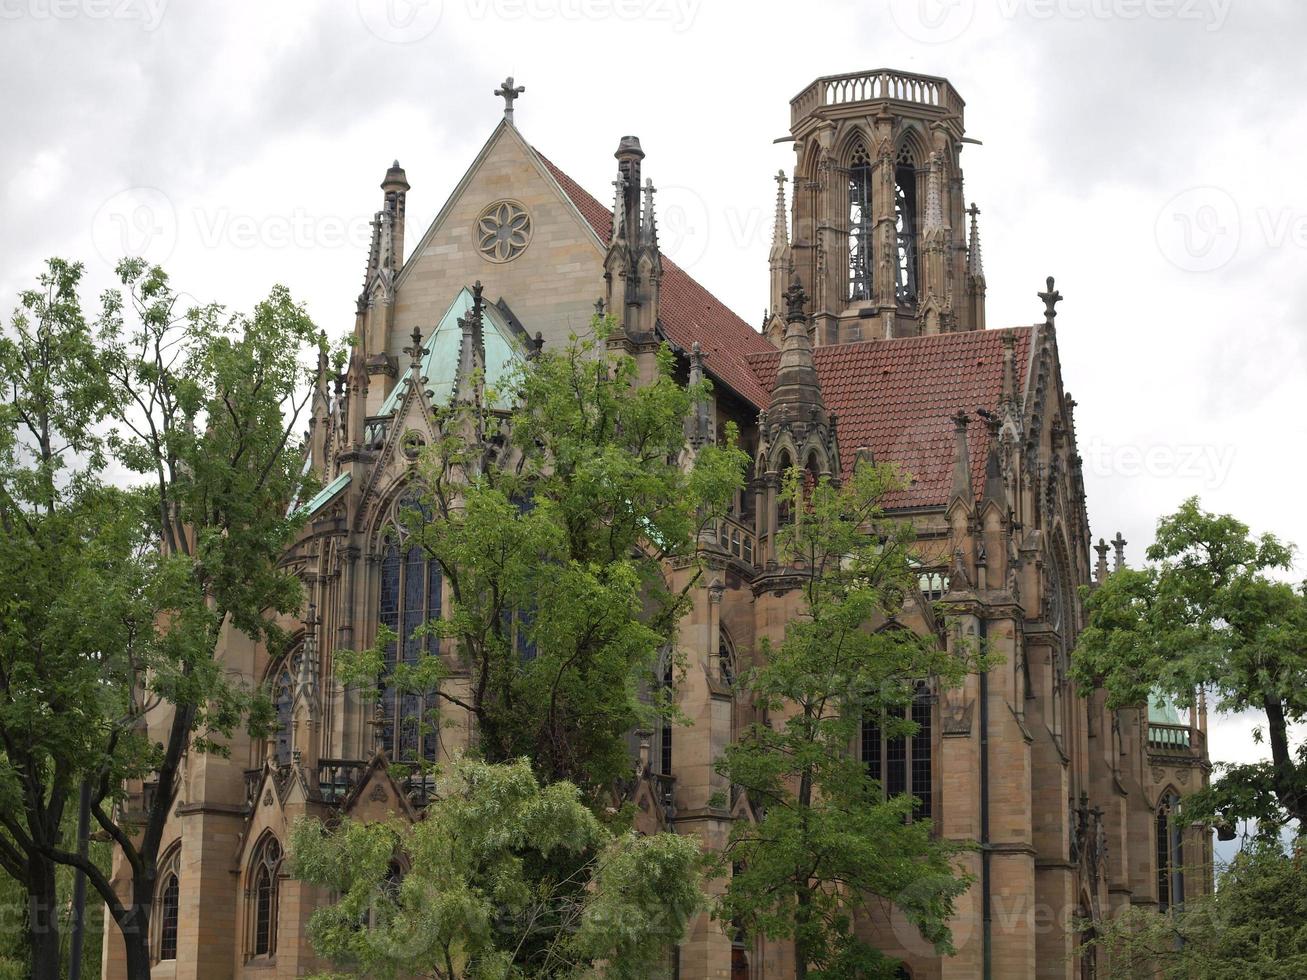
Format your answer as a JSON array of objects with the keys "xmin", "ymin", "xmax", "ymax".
[
  {"xmin": 298, "ymin": 471, "xmax": 351, "ymax": 518},
  {"xmin": 1148, "ymin": 693, "xmax": 1184, "ymax": 726},
  {"xmin": 377, "ymin": 287, "xmax": 526, "ymax": 417}
]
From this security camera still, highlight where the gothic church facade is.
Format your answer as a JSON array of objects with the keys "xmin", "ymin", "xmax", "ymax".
[{"xmin": 104, "ymin": 69, "xmax": 1213, "ymax": 980}]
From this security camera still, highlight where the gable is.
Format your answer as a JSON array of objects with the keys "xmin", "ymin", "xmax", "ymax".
[{"xmin": 392, "ymin": 122, "xmax": 606, "ymax": 359}]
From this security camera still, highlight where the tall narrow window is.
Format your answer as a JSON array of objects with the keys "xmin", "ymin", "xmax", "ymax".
[
  {"xmin": 660, "ymin": 657, "xmax": 674, "ymax": 776},
  {"xmin": 1156, "ymin": 792, "xmax": 1184, "ymax": 912},
  {"xmin": 894, "ymin": 146, "xmax": 919, "ymax": 307},
  {"xmin": 848, "ymin": 141, "xmax": 873, "ymax": 302},
  {"xmin": 269, "ymin": 649, "xmax": 301, "ymax": 766},
  {"xmin": 862, "ymin": 682, "xmax": 933, "ymax": 819},
  {"xmin": 250, "ymin": 836, "xmax": 281, "ymax": 957},
  {"xmin": 157, "ymin": 846, "xmax": 180, "ymax": 961},
  {"xmin": 376, "ymin": 531, "xmax": 441, "ymax": 763}
]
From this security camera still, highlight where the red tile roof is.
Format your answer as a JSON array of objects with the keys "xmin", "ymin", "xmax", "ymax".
[
  {"xmin": 536, "ymin": 149, "xmax": 1034, "ymax": 511},
  {"xmin": 745, "ymin": 329, "xmax": 1033, "ymax": 509},
  {"xmin": 536, "ymin": 152, "xmax": 774, "ymax": 407}
]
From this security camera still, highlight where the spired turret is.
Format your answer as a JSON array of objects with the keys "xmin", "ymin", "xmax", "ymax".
[{"xmin": 784, "ymin": 69, "xmax": 985, "ymax": 344}]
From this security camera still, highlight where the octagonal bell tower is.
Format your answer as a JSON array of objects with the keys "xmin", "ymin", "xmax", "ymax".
[{"xmin": 784, "ymin": 69, "xmax": 986, "ymax": 345}]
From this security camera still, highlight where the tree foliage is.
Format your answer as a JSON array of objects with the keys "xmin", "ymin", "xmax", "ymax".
[
  {"xmin": 290, "ymin": 756, "xmax": 703, "ymax": 979},
  {"xmin": 0, "ymin": 258, "xmax": 319, "ymax": 979},
  {"xmin": 715, "ymin": 463, "xmax": 976, "ymax": 980},
  {"xmin": 338, "ymin": 321, "xmax": 748, "ymax": 790},
  {"xmin": 1090, "ymin": 838, "xmax": 1307, "ymax": 979},
  {"xmin": 1071, "ymin": 498, "xmax": 1307, "ymax": 835}
]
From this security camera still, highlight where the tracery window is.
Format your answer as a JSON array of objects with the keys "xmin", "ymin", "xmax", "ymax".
[
  {"xmin": 269, "ymin": 647, "xmax": 301, "ymax": 766},
  {"xmin": 1157, "ymin": 791, "xmax": 1184, "ymax": 912},
  {"xmin": 862, "ymin": 681, "xmax": 933, "ymax": 819},
  {"xmin": 377, "ymin": 499, "xmax": 442, "ymax": 763},
  {"xmin": 847, "ymin": 140, "xmax": 873, "ymax": 302},
  {"xmin": 719, "ymin": 630, "xmax": 736, "ymax": 687},
  {"xmin": 156, "ymin": 845, "xmax": 180, "ymax": 961},
  {"xmin": 249, "ymin": 835, "xmax": 282, "ymax": 958},
  {"xmin": 894, "ymin": 145, "xmax": 919, "ymax": 307}
]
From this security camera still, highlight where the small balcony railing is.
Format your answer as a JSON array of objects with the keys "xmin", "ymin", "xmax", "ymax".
[
  {"xmin": 791, "ymin": 69, "xmax": 965, "ymax": 127},
  {"xmin": 711, "ymin": 515, "xmax": 756, "ymax": 567},
  {"xmin": 1147, "ymin": 723, "xmax": 1203, "ymax": 754}
]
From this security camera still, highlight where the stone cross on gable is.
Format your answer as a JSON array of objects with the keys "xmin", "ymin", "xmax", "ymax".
[
  {"xmin": 494, "ymin": 76, "xmax": 525, "ymax": 123},
  {"xmin": 1038, "ymin": 276, "xmax": 1063, "ymax": 326}
]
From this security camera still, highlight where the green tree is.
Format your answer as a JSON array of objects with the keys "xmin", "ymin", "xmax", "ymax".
[
  {"xmin": 1071, "ymin": 498, "xmax": 1307, "ymax": 836},
  {"xmin": 1090, "ymin": 838, "xmax": 1307, "ymax": 979},
  {"xmin": 0, "ymin": 258, "xmax": 319, "ymax": 980},
  {"xmin": 291, "ymin": 756, "xmax": 703, "ymax": 980},
  {"xmin": 0, "ymin": 258, "xmax": 123, "ymax": 980},
  {"xmin": 339, "ymin": 321, "xmax": 747, "ymax": 790},
  {"xmin": 715, "ymin": 463, "xmax": 975, "ymax": 980}
]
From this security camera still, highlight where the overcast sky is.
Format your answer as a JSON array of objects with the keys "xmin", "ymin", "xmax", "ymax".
[{"xmin": 2, "ymin": 0, "xmax": 1303, "ymax": 839}]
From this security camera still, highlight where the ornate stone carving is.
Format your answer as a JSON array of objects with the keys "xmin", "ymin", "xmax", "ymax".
[
  {"xmin": 369, "ymin": 783, "xmax": 389, "ymax": 804},
  {"xmin": 262, "ymin": 789, "xmax": 273, "ymax": 807},
  {"xmin": 476, "ymin": 200, "xmax": 532, "ymax": 262}
]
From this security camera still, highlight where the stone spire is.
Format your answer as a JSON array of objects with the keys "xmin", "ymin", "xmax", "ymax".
[
  {"xmin": 967, "ymin": 203, "xmax": 985, "ymax": 280},
  {"xmin": 977, "ymin": 409, "xmax": 1005, "ymax": 510},
  {"xmin": 767, "ymin": 270, "xmax": 824, "ymax": 414},
  {"xmin": 308, "ymin": 331, "xmax": 331, "ymax": 475},
  {"xmin": 381, "ymin": 160, "xmax": 410, "ymax": 267},
  {"xmin": 603, "ymin": 136, "xmax": 661, "ymax": 345},
  {"xmin": 949, "ymin": 410, "xmax": 973, "ymax": 505},
  {"xmin": 685, "ymin": 341, "xmax": 710, "ymax": 448},
  {"xmin": 768, "ymin": 170, "xmax": 791, "ymax": 317}
]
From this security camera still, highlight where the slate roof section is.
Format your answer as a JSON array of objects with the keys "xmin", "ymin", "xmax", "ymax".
[
  {"xmin": 535, "ymin": 151, "xmax": 775, "ymax": 408},
  {"xmin": 745, "ymin": 328, "xmax": 1033, "ymax": 509}
]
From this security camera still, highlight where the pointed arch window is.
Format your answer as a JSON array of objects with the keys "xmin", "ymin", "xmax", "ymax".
[
  {"xmin": 894, "ymin": 145, "xmax": 919, "ymax": 307},
  {"xmin": 249, "ymin": 835, "xmax": 282, "ymax": 958},
  {"xmin": 862, "ymin": 681, "xmax": 933, "ymax": 819},
  {"xmin": 268, "ymin": 647, "xmax": 302, "ymax": 766},
  {"xmin": 1156, "ymin": 791, "xmax": 1184, "ymax": 912},
  {"xmin": 847, "ymin": 140, "xmax": 873, "ymax": 302},
  {"xmin": 377, "ymin": 497, "xmax": 443, "ymax": 763},
  {"xmin": 718, "ymin": 630, "xmax": 736, "ymax": 687},
  {"xmin": 155, "ymin": 845, "xmax": 180, "ymax": 961}
]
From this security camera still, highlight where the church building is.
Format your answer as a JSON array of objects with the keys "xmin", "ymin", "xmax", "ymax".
[{"xmin": 103, "ymin": 68, "xmax": 1213, "ymax": 979}]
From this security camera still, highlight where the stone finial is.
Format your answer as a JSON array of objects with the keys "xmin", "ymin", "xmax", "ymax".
[
  {"xmin": 494, "ymin": 76, "xmax": 525, "ymax": 123},
  {"xmin": 641, "ymin": 177, "xmax": 658, "ymax": 244},
  {"xmin": 1039, "ymin": 276, "xmax": 1063, "ymax": 327},
  {"xmin": 1094, "ymin": 538, "xmax": 1111, "ymax": 582},
  {"xmin": 1111, "ymin": 531, "xmax": 1127, "ymax": 572},
  {"xmin": 404, "ymin": 326, "xmax": 423, "ymax": 370},
  {"xmin": 772, "ymin": 170, "xmax": 789, "ymax": 246},
  {"xmin": 784, "ymin": 268, "xmax": 807, "ymax": 323},
  {"xmin": 967, "ymin": 203, "xmax": 985, "ymax": 279}
]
